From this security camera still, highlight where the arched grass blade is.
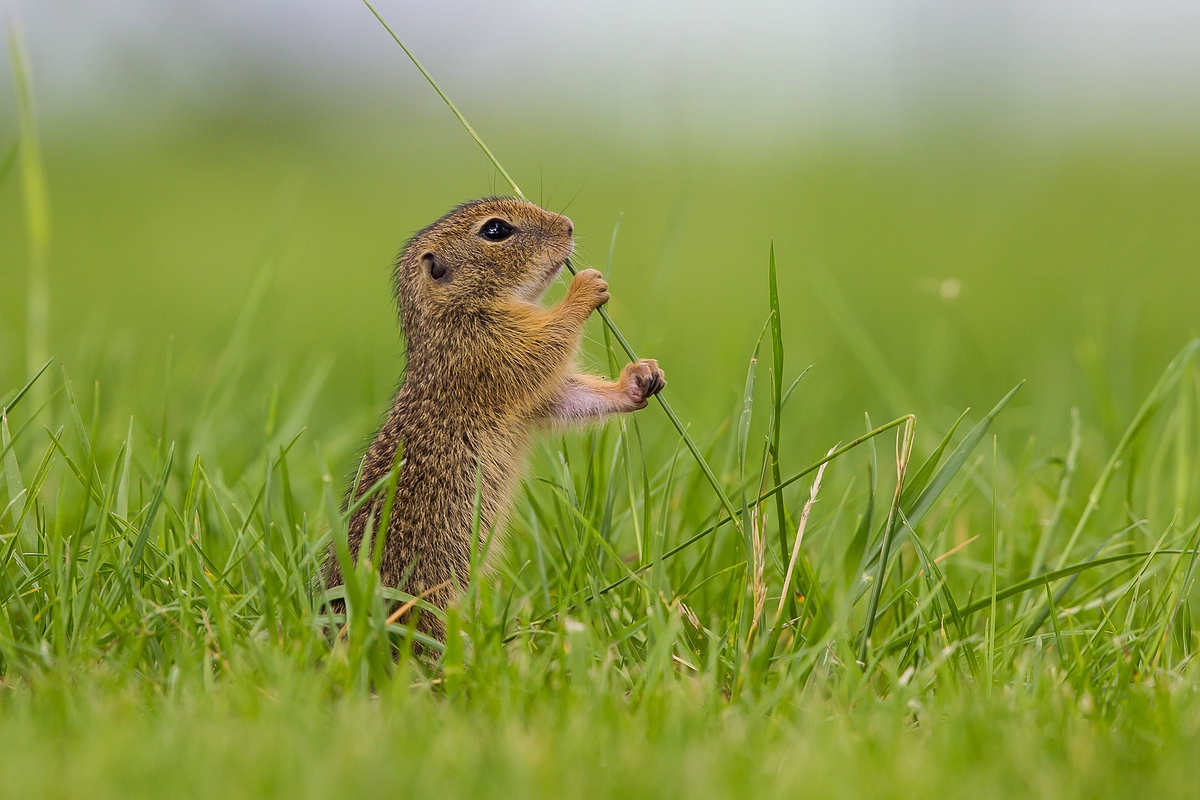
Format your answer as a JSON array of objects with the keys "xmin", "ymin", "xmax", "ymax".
[{"xmin": 1052, "ymin": 338, "xmax": 1200, "ymax": 573}]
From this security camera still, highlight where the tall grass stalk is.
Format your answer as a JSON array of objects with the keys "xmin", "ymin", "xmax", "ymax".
[
  {"xmin": 6, "ymin": 21, "xmax": 51, "ymax": 407},
  {"xmin": 357, "ymin": 0, "xmax": 744, "ymax": 534}
]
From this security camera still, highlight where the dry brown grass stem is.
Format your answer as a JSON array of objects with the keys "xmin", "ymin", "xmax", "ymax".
[
  {"xmin": 335, "ymin": 580, "xmax": 452, "ymax": 642},
  {"xmin": 745, "ymin": 507, "xmax": 768, "ymax": 650},
  {"xmin": 772, "ymin": 445, "xmax": 837, "ymax": 631},
  {"xmin": 385, "ymin": 580, "xmax": 452, "ymax": 626}
]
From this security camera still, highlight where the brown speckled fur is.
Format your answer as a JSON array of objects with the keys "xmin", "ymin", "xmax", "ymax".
[{"xmin": 323, "ymin": 197, "xmax": 665, "ymax": 640}]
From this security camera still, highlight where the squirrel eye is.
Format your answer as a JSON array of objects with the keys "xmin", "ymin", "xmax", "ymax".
[{"xmin": 479, "ymin": 218, "xmax": 514, "ymax": 241}]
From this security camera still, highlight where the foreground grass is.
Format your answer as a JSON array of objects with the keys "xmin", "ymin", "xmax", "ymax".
[{"xmin": 1, "ymin": 670, "xmax": 1199, "ymax": 799}]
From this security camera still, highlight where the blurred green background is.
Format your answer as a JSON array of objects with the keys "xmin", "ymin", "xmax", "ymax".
[{"xmin": 3, "ymin": 103, "xmax": 1199, "ymax": 479}]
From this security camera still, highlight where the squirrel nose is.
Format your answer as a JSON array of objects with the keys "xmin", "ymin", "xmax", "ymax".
[{"xmin": 562, "ymin": 216, "xmax": 574, "ymax": 237}]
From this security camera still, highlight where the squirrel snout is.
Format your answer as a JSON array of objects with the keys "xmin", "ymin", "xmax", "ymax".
[{"xmin": 561, "ymin": 216, "xmax": 574, "ymax": 237}]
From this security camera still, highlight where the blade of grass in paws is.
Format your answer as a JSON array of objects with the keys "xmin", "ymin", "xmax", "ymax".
[{"xmin": 359, "ymin": 0, "xmax": 743, "ymax": 533}]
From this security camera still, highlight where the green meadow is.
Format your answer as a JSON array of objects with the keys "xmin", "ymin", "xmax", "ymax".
[{"xmin": 3, "ymin": 85, "xmax": 1200, "ymax": 797}]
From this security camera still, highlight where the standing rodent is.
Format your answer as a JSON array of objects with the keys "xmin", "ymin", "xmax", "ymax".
[{"xmin": 323, "ymin": 197, "xmax": 666, "ymax": 640}]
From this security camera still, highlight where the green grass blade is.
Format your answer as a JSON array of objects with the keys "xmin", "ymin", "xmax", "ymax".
[
  {"xmin": 859, "ymin": 418, "xmax": 915, "ymax": 663},
  {"xmin": 738, "ymin": 326, "xmax": 766, "ymax": 555},
  {"xmin": 844, "ymin": 417, "xmax": 878, "ymax": 587},
  {"xmin": 767, "ymin": 241, "xmax": 793, "ymax": 575},
  {"xmin": 116, "ymin": 417, "xmax": 134, "ymax": 521},
  {"xmin": 1029, "ymin": 408, "xmax": 1082, "ymax": 580},
  {"xmin": 128, "ymin": 443, "xmax": 175, "ymax": 568},
  {"xmin": 1052, "ymin": 337, "xmax": 1200, "ymax": 572},
  {"xmin": 904, "ymin": 383, "xmax": 1023, "ymax": 529},
  {"xmin": 359, "ymin": 0, "xmax": 522, "ymax": 198},
  {"xmin": 907, "ymin": 517, "xmax": 979, "ymax": 677},
  {"xmin": 963, "ymin": 549, "xmax": 1193, "ymax": 618},
  {"xmin": 8, "ymin": 21, "xmax": 52, "ymax": 399},
  {"xmin": 0, "ymin": 412, "xmax": 37, "ymax": 555},
  {"xmin": 0, "ymin": 358, "xmax": 53, "ymax": 417},
  {"xmin": 900, "ymin": 407, "xmax": 970, "ymax": 509}
]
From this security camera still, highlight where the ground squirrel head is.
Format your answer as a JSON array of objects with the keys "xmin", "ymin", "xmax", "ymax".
[{"xmin": 396, "ymin": 197, "xmax": 575, "ymax": 324}]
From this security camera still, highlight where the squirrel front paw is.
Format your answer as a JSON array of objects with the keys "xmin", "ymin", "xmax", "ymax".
[
  {"xmin": 621, "ymin": 359, "xmax": 667, "ymax": 409},
  {"xmin": 567, "ymin": 268, "xmax": 610, "ymax": 311}
]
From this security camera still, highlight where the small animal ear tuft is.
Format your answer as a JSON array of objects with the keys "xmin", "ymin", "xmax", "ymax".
[{"xmin": 423, "ymin": 251, "xmax": 448, "ymax": 282}]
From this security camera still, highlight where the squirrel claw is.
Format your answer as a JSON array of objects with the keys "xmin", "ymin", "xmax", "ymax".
[
  {"xmin": 647, "ymin": 370, "xmax": 666, "ymax": 397},
  {"xmin": 623, "ymin": 359, "xmax": 667, "ymax": 408},
  {"xmin": 569, "ymin": 268, "xmax": 610, "ymax": 310}
]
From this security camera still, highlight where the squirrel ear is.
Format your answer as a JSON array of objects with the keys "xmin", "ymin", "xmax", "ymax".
[{"xmin": 422, "ymin": 252, "xmax": 448, "ymax": 282}]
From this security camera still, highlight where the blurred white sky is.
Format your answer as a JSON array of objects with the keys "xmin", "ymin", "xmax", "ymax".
[{"xmin": 4, "ymin": 0, "xmax": 1200, "ymax": 133}]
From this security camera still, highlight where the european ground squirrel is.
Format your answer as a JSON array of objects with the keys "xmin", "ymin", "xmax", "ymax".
[{"xmin": 323, "ymin": 197, "xmax": 666, "ymax": 639}]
